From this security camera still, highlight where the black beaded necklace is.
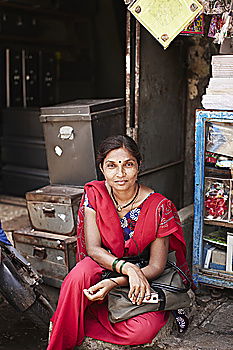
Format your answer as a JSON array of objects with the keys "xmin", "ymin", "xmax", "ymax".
[{"xmin": 111, "ymin": 183, "xmax": 140, "ymax": 212}]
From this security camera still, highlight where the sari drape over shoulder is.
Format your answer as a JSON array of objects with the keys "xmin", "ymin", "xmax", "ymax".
[
  {"xmin": 48, "ymin": 181, "xmax": 191, "ymax": 350},
  {"xmin": 77, "ymin": 180, "xmax": 190, "ymax": 279}
]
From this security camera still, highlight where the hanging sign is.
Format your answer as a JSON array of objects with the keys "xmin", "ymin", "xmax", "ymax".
[{"xmin": 128, "ymin": 0, "xmax": 203, "ymax": 49}]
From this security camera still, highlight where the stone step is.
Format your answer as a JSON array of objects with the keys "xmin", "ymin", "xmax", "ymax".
[{"xmin": 77, "ymin": 313, "xmax": 174, "ymax": 350}]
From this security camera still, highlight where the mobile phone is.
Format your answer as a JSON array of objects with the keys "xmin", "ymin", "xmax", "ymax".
[{"xmin": 142, "ymin": 293, "xmax": 159, "ymax": 304}]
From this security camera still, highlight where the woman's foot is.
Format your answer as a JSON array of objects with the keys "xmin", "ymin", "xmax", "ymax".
[{"xmin": 172, "ymin": 309, "xmax": 189, "ymax": 333}]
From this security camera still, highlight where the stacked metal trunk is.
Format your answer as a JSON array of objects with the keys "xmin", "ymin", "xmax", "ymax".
[
  {"xmin": 13, "ymin": 99, "xmax": 125, "ymax": 288},
  {"xmin": 13, "ymin": 185, "xmax": 83, "ymax": 288}
]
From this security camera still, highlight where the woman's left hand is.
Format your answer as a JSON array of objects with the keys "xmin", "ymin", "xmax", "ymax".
[
  {"xmin": 83, "ymin": 279, "xmax": 115, "ymax": 302},
  {"xmin": 124, "ymin": 264, "xmax": 151, "ymax": 305}
]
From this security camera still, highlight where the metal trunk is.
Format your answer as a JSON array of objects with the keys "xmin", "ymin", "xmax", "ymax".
[
  {"xmin": 13, "ymin": 228, "xmax": 77, "ymax": 288},
  {"xmin": 40, "ymin": 99, "xmax": 125, "ymax": 186},
  {"xmin": 26, "ymin": 185, "xmax": 83, "ymax": 235}
]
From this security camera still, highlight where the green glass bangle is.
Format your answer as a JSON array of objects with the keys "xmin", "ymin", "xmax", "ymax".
[
  {"xmin": 119, "ymin": 260, "xmax": 127, "ymax": 274},
  {"xmin": 112, "ymin": 258, "xmax": 121, "ymax": 272}
]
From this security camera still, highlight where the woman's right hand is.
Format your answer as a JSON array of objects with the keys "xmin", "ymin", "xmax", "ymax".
[
  {"xmin": 123, "ymin": 263, "xmax": 151, "ymax": 305},
  {"xmin": 83, "ymin": 279, "xmax": 117, "ymax": 302}
]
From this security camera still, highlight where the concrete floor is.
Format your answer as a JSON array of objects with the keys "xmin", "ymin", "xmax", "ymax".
[
  {"xmin": 161, "ymin": 293, "xmax": 233, "ymax": 350},
  {"xmin": 0, "ymin": 196, "xmax": 233, "ymax": 350},
  {"xmin": 0, "ymin": 298, "xmax": 48, "ymax": 350}
]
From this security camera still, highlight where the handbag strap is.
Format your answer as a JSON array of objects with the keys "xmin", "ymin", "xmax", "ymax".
[
  {"xmin": 103, "ymin": 250, "xmax": 191, "ymax": 293},
  {"xmin": 151, "ymin": 260, "xmax": 191, "ymax": 293}
]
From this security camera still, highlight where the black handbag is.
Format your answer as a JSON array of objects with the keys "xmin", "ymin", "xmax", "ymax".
[{"xmin": 103, "ymin": 251, "xmax": 192, "ymax": 323}]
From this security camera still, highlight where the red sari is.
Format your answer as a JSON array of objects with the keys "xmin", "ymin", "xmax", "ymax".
[{"xmin": 47, "ymin": 181, "xmax": 190, "ymax": 350}]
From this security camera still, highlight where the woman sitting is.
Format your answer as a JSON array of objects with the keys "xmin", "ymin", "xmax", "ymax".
[{"xmin": 47, "ymin": 135, "xmax": 191, "ymax": 350}]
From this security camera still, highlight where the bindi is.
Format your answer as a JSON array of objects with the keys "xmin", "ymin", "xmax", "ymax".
[{"xmin": 118, "ymin": 161, "xmax": 122, "ymax": 164}]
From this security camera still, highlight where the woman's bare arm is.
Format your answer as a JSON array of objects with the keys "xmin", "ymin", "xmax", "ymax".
[
  {"xmin": 85, "ymin": 206, "xmax": 152, "ymax": 302},
  {"xmin": 84, "ymin": 206, "xmax": 129, "ymax": 301},
  {"xmin": 84, "ymin": 206, "xmax": 170, "ymax": 304},
  {"xmin": 85, "ymin": 206, "xmax": 124, "ymax": 269},
  {"xmin": 84, "ymin": 206, "xmax": 129, "ymax": 286},
  {"xmin": 121, "ymin": 236, "xmax": 169, "ymax": 303},
  {"xmin": 141, "ymin": 236, "xmax": 169, "ymax": 279}
]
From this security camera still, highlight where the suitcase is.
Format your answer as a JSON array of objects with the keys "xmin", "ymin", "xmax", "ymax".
[
  {"xmin": 1, "ymin": 137, "xmax": 47, "ymax": 169},
  {"xmin": 2, "ymin": 165, "xmax": 49, "ymax": 196},
  {"xmin": 1, "ymin": 108, "xmax": 50, "ymax": 196},
  {"xmin": 13, "ymin": 227, "xmax": 77, "ymax": 288},
  {"xmin": 2, "ymin": 108, "xmax": 44, "ymax": 139},
  {"xmin": 26, "ymin": 185, "xmax": 84, "ymax": 235}
]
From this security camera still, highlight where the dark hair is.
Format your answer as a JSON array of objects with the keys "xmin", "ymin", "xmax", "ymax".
[{"xmin": 96, "ymin": 135, "xmax": 142, "ymax": 167}]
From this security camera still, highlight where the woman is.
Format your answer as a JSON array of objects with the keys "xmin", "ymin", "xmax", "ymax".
[{"xmin": 47, "ymin": 135, "xmax": 191, "ymax": 350}]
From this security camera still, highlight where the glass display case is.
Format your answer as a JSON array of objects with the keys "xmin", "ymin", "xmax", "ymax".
[{"xmin": 193, "ymin": 110, "xmax": 233, "ymax": 288}]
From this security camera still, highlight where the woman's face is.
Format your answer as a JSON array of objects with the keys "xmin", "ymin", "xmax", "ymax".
[{"xmin": 101, "ymin": 147, "xmax": 139, "ymax": 191}]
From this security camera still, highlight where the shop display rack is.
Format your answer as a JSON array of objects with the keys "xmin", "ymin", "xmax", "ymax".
[{"xmin": 193, "ymin": 109, "xmax": 233, "ymax": 288}]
